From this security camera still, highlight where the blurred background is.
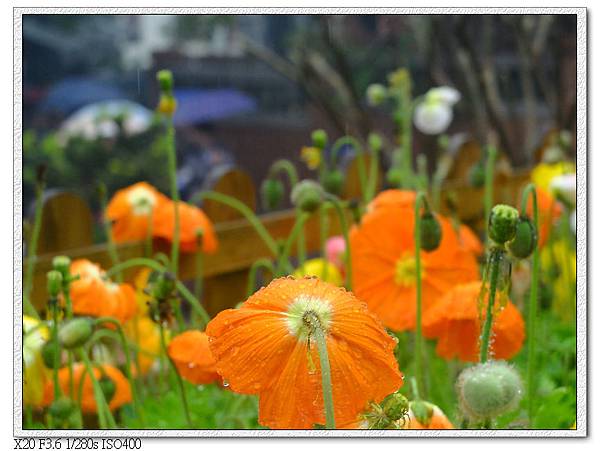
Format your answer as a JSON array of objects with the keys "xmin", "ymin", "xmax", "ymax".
[{"xmin": 22, "ymin": 14, "xmax": 577, "ymax": 216}]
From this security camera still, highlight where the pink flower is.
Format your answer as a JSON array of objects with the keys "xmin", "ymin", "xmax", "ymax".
[{"xmin": 326, "ymin": 235, "xmax": 346, "ymax": 273}]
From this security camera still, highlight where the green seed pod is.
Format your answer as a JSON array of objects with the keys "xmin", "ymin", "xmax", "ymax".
[
  {"xmin": 488, "ymin": 205, "xmax": 519, "ymax": 245},
  {"xmin": 507, "ymin": 216, "xmax": 537, "ymax": 259},
  {"xmin": 53, "ymin": 255, "xmax": 71, "ymax": 275},
  {"xmin": 386, "ymin": 168, "xmax": 403, "ymax": 188},
  {"xmin": 260, "ymin": 178, "xmax": 285, "ymax": 211},
  {"xmin": 46, "ymin": 270, "xmax": 63, "ymax": 298},
  {"xmin": 456, "ymin": 361, "xmax": 523, "ymax": 422},
  {"xmin": 410, "ymin": 400, "xmax": 434, "ymax": 427},
  {"xmin": 41, "ymin": 340, "xmax": 61, "ymax": 370},
  {"xmin": 468, "ymin": 162, "xmax": 485, "ymax": 188},
  {"xmin": 58, "ymin": 319, "xmax": 93, "ymax": 350},
  {"xmin": 380, "ymin": 391, "xmax": 409, "ymax": 422},
  {"xmin": 321, "ymin": 169, "xmax": 344, "ymax": 196},
  {"xmin": 156, "ymin": 69, "xmax": 174, "ymax": 94},
  {"xmin": 420, "ymin": 212, "xmax": 442, "ymax": 252},
  {"xmin": 99, "ymin": 377, "xmax": 116, "ymax": 404},
  {"xmin": 290, "ymin": 180, "xmax": 324, "ymax": 213},
  {"xmin": 366, "ymin": 83, "xmax": 387, "ymax": 106},
  {"xmin": 49, "ymin": 397, "xmax": 77, "ymax": 422},
  {"xmin": 368, "ymin": 132, "xmax": 383, "ymax": 151},
  {"xmin": 311, "ymin": 129, "xmax": 328, "ymax": 149}
]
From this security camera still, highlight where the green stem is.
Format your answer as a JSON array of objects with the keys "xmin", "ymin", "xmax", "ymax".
[
  {"xmin": 330, "ymin": 136, "xmax": 368, "ymax": 202},
  {"xmin": 78, "ymin": 349, "xmax": 116, "ymax": 429},
  {"xmin": 414, "ymin": 192, "xmax": 426, "ymax": 397},
  {"xmin": 246, "ymin": 258, "xmax": 275, "ymax": 298},
  {"xmin": 99, "ymin": 184, "xmax": 122, "ymax": 282},
  {"xmin": 276, "ymin": 212, "xmax": 310, "ymax": 276},
  {"xmin": 324, "ymin": 195, "xmax": 352, "ymax": 290},
  {"xmin": 479, "ymin": 248, "xmax": 502, "ymax": 363},
  {"xmin": 520, "ymin": 184, "xmax": 539, "ymax": 422},
  {"xmin": 365, "ymin": 141, "xmax": 381, "ymax": 203},
  {"xmin": 319, "ymin": 204, "xmax": 330, "ymax": 282},
  {"xmin": 308, "ymin": 314, "xmax": 336, "ymax": 429},
  {"xmin": 269, "ymin": 159, "xmax": 299, "ymax": 187},
  {"xmin": 193, "ymin": 233, "xmax": 204, "ymax": 328},
  {"xmin": 159, "ymin": 322, "xmax": 193, "ymax": 427},
  {"xmin": 165, "ymin": 116, "xmax": 181, "ymax": 275},
  {"xmin": 484, "ymin": 146, "xmax": 498, "ymax": 236},
  {"xmin": 193, "ymin": 191, "xmax": 278, "ymax": 255},
  {"xmin": 50, "ymin": 298, "xmax": 61, "ymax": 400},
  {"xmin": 24, "ymin": 182, "xmax": 44, "ymax": 319}
]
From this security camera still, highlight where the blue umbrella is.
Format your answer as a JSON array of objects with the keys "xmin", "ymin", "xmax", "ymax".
[
  {"xmin": 39, "ymin": 77, "xmax": 126, "ymax": 114},
  {"xmin": 173, "ymin": 88, "xmax": 257, "ymax": 126}
]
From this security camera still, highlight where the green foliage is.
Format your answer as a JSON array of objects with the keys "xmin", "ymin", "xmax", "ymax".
[{"xmin": 532, "ymin": 387, "xmax": 576, "ymax": 429}]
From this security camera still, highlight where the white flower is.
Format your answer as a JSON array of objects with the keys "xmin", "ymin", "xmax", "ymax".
[
  {"xmin": 413, "ymin": 86, "xmax": 461, "ymax": 135},
  {"xmin": 550, "ymin": 173, "xmax": 576, "ymax": 207}
]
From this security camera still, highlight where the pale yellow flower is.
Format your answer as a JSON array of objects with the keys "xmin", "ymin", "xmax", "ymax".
[
  {"xmin": 300, "ymin": 146, "xmax": 322, "ymax": 170},
  {"xmin": 293, "ymin": 258, "xmax": 343, "ymax": 286},
  {"xmin": 23, "ymin": 315, "xmax": 50, "ymax": 406},
  {"xmin": 531, "ymin": 161, "xmax": 575, "ymax": 193},
  {"xmin": 541, "ymin": 239, "xmax": 576, "ymax": 323}
]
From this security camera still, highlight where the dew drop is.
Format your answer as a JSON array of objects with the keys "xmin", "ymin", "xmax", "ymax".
[{"xmin": 222, "ymin": 379, "xmax": 230, "ymax": 388}]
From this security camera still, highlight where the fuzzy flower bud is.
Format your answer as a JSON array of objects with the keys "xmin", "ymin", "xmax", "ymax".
[
  {"xmin": 380, "ymin": 391, "xmax": 410, "ymax": 422},
  {"xmin": 456, "ymin": 361, "xmax": 523, "ymax": 422},
  {"xmin": 507, "ymin": 216, "xmax": 537, "ymax": 259},
  {"xmin": 47, "ymin": 270, "xmax": 63, "ymax": 298},
  {"xmin": 291, "ymin": 180, "xmax": 324, "ymax": 213},
  {"xmin": 58, "ymin": 319, "xmax": 93, "ymax": 350},
  {"xmin": 41, "ymin": 340, "xmax": 61, "ymax": 369},
  {"xmin": 488, "ymin": 205, "xmax": 519, "ymax": 245},
  {"xmin": 52, "ymin": 256, "xmax": 71, "ymax": 279},
  {"xmin": 366, "ymin": 84, "xmax": 387, "ymax": 106},
  {"xmin": 321, "ymin": 169, "xmax": 344, "ymax": 196},
  {"xmin": 260, "ymin": 178, "xmax": 285, "ymax": 211},
  {"xmin": 420, "ymin": 212, "xmax": 442, "ymax": 252},
  {"xmin": 311, "ymin": 129, "xmax": 328, "ymax": 149}
]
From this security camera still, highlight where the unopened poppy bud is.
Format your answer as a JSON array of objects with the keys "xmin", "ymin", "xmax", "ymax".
[
  {"xmin": 52, "ymin": 256, "xmax": 71, "ymax": 279},
  {"xmin": 41, "ymin": 341, "xmax": 61, "ymax": 369},
  {"xmin": 456, "ymin": 361, "xmax": 523, "ymax": 422},
  {"xmin": 99, "ymin": 377, "xmax": 116, "ymax": 404},
  {"xmin": 58, "ymin": 319, "xmax": 93, "ymax": 350},
  {"xmin": 368, "ymin": 133, "xmax": 383, "ymax": 151},
  {"xmin": 291, "ymin": 180, "xmax": 324, "ymax": 213},
  {"xmin": 410, "ymin": 400, "xmax": 434, "ymax": 427},
  {"xmin": 386, "ymin": 168, "xmax": 403, "ymax": 188},
  {"xmin": 260, "ymin": 178, "xmax": 285, "ymax": 211},
  {"xmin": 488, "ymin": 205, "xmax": 519, "ymax": 245},
  {"xmin": 321, "ymin": 169, "xmax": 344, "ymax": 196},
  {"xmin": 507, "ymin": 216, "xmax": 537, "ymax": 259},
  {"xmin": 420, "ymin": 212, "xmax": 442, "ymax": 252},
  {"xmin": 311, "ymin": 129, "xmax": 328, "ymax": 149},
  {"xmin": 156, "ymin": 69, "xmax": 174, "ymax": 94},
  {"xmin": 468, "ymin": 162, "xmax": 485, "ymax": 188},
  {"xmin": 366, "ymin": 83, "xmax": 387, "ymax": 106},
  {"xmin": 47, "ymin": 270, "xmax": 63, "ymax": 298},
  {"xmin": 49, "ymin": 397, "xmax": 77, "ymax": 421},
  {"xmin": 380, "ymin": 391, "xmax": 409, "ymax": 422},
  {"xmin": 158, "ymin": 95, "xmax": 177, "ymax": 116}
]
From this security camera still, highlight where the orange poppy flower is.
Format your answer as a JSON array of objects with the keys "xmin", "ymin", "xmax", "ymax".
[
  {"xmin": 106, "ymin": 182, "xmax": 170, "ymax": 243},
  {"xmin": 422, "ymin": 281, "xmax": 525, "ymax": 362},
  {"xmin": 404, "ymin": 404, "xmax": 454, "ymax": 429},
  {"xmin": 527, "ymin": 187, "xmax": 562, "ymax": 247},
  {"xmin": 206, "ymin": 276, "xmax": 403, "ymax": 429},
  {"xmin": 168, "ymin": 330, "xmax": 220, "ymax": 385},
  {"xmin": 457, "ymin": 223, "xmax": 484, "ymax": 257},
  {"xmin": 69, "ymin": 259, "xmax": 137, "ymax": 323},
  {"xmin": 366, "ymin": 189, "xmax": 416, "ymax": 214},
  {"xmin": 43, "ymin": 363, "xmax": 131, "ymax": 413},
  {"xmin": 152, "ymin": 200, "xmax": 218, "ymax": 253},
  {"xmin": 350, "ymin": 205, "xmax": 480, "ymax": 331}
]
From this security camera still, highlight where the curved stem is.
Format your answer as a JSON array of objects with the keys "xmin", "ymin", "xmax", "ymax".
[
  {"xmin": 484, "ymin": 145, "xmax": 498, "ymax": 237},
  {"xmin": 330, "ymin": 136, "xmax": 368, "ymax": 201},
  {"xmin": 520, "ymin": 183, "xmax": 539, "ymax": 422},
  {"xmin": 276, "ymin": 212, "xmax": 310, "ymax": 276},
  {"xmin": 49, "ymin": 298, "xmax": 62, "ymax": 400},
  {"xmin": 479, "ymin": 248, "xmax": 502, "ymax": 363},
  {"xmin": 307, "ymin": 314, "xmax": 335, "ymax": 429},
  {"xmin": 193, "ymin": 191, "xmax": 278, "ymax": 256},
  {"xmin": 269, "ymin": 159, "xmax": 299, "ymax": 187},
  {"xmin": 246, "ymin": 258, "xmax": 275, "ymax": 298},
  {"xmin": 165, "ymin": 116, "xmax": 181, "ymax": 275},
  {"xmin": 78, "ymin": 348, "xmax": 116, "ymax": 429},
  {"xmin": 324, "ymin": 195, "xmax": 352, "ymax": 290},
  {"xmin": 413, "ymin": 192, "xmax": 426, "ymax": 397}
]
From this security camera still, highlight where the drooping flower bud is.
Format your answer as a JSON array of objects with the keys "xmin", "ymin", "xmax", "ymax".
[
  {"xmin": 156, "ymin": 70, "xmax": 174, "ymax": 94},
  {"xmin": 52, "ymin": 256, "xmax": 71, "ymax": 279},
  {"xmin": 41, "ymin": 340, "xmax": 61, "ymax": 370},
  {"xmin": 456, "ymin": 361, "xmax": 523, "ymax": 422},
  {"xmin": 311, "ymin": 129, "xmax": 328, "ymax": 149},
  {"xmin": 410, "ymin": 400, "xmax": 434, "ymax": 427},
  {"xmin": 291, "ymin": 180, "xmax": 324, "ymax": 213},
  {"xmin": 260, "ymin": 178, "xmax": 285, "ymax": 211},
  {"xmin": 368, "ymin": 132, "xmax": 383, "ymax": 151},
  {"xmin": 507, "ymin": 216, "xmax": 537, "ymax": 259},
  {"xmin": 420, "ymin": 212, "xmax": 442, "ymax": 252},
  {"xmin": 321, "ymin": 169, "xmax": 344, "ymax": 196},
  {"xmin": 468, "ymin": 162, "xmax": 485, "ymax": 188},
  {"xmin": 156, "ymin": 70, "xmax": 177, "ymax": 115},
  {"xmin": 366, "ymin": 84, "xmax": 387, "ymax": 106},
  {"xmin": 47, "ymin": 270, "xmax": 63, "ymax": 298},
  {"xmin": 99, "ymin": 376, "xmax": 116, "ymax": 404},
  {"xmin": 58, "ymin": 318, "xmax": 93, "ymax": 350},
  {"xmin": 488, "ymin": 205, "xmax": 519, "ymax": 245}
]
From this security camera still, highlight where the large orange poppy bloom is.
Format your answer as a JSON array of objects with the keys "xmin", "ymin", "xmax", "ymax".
[
  {"xmin": 43, "ymin": 363, "xmax": 131, "ymax": 413},
  {"xmin": 152, "ymin": 200, "xmax": 218, "ymax": 253},
  {"xmin": 350, "ymin": 201, "xmax": 480, "ymax": 331},
  {"xmin": 206, "ymin": 276, "xmax": 403, "ymax": 429},
  {"xmin": 69, "ymin": 259, "xmax": 137, "ymax": 323},
  {"xmin": 527, "ymin": 187, "xmax": 562, "ymax": 247},
  {"xmin": 422, "ymin": 281, "xmax": 525, "ymax": 362},
  {"xmin": 366, "ymin": 189, "xmax": 416, "ymax": 214},
  {"xmin": 106, "ymin": 182, "xmax": 170, "ymax": 243},
  {"xmin": 168, "ymin": 330, "xmax": 221, "ymax": 385},
  {"xmin": 457, "ymin": 224, "xmax": 484, "ymax": 257}
]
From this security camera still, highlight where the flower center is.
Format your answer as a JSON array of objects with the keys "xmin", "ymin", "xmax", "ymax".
[
  {"xmin": 285, "ymin": 294, "xmax": 332, "ymax": 342},
  {"xmin": 127, "ymin": 186, "xmax": 156, "ymax": 216},
  {"xmin": 394, "ymin": 254, "xmax": 424, "ymax": 287}
]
